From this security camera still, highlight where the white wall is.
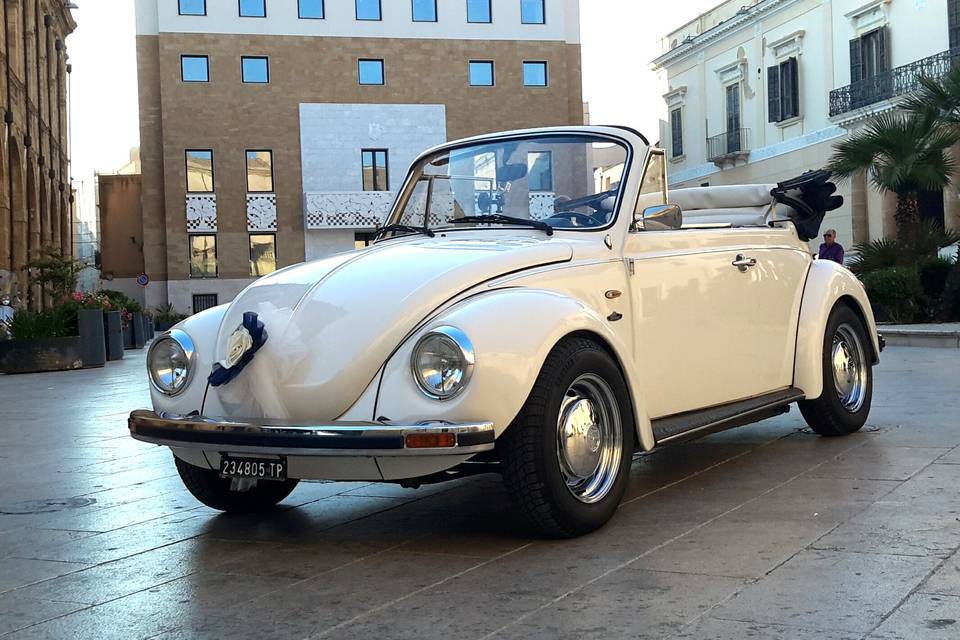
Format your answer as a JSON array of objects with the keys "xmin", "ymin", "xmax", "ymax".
[{"xmin": 167, "ymin": 278, "xmax": 256, "ymax": 315}]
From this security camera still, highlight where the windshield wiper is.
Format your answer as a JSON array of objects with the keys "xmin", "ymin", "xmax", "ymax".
[
  {"xmin": 449, "ymin": 214, "xmax": 554, "ymax": 237},
  {"xmin": 375, "ymin": 224, "xmax": 435, "ymax": 240}
]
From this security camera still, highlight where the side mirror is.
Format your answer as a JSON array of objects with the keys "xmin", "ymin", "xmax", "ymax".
[{"xmin": 634, "ymin": 203, "xmax": 682, "ymax": 232}]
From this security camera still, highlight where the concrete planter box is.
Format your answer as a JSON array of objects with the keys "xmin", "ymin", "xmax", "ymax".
[
  {"xmin": 123, "ymin": 318, "xmax": 135, "ymax": 350},
  {"xmin": 132, "ymin": 312, "xmax": 146, "ymax": 349},
  {"xmin": 0, "ymin": 336, "xmax": 83, "ymax": 374},
  {"xmin": 78, "ymin": 309, "xmax": 106, "ymax": 368},
  {"xmin": 104, "ymin": 311, "xmax": 124, "ymax": 361}
]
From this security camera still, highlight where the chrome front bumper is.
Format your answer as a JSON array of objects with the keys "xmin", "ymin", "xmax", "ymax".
[{"xmin": 128, "ymin": 410, "xmax": 496, "ymax": 457}]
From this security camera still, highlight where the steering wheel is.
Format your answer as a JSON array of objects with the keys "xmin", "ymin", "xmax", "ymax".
[
  {"xmin": 555, "ymin": 189, "xmax": 617, "ymax": 214},
  {"xmin": 546, "ymin": 211, "xmax": 605, "ymax": 227}
]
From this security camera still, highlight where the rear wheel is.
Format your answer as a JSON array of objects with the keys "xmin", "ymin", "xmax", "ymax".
[
  {"xmin": 175, "ymin": 456, "xmax": 300, "ymax": 513},
  {"xmin": 500, "ymin": 337, "xmax": 633, "ymax": 537},
  {"xmin": 798, "ymin": 304, "xmax": 873, "ymax": 437}
]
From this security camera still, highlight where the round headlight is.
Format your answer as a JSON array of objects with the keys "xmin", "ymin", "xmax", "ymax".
[
  {"xmin": 147, "ymin": 329, "xmax": 195, "ymax": 396},
  {"xmin": 411, "ymin": 326, "xmax": 475, "ymax": 400}
]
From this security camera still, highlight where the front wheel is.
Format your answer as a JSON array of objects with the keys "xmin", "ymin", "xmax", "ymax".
[
  {"xmin": 500, "ymin": 337, "xmax": 633, "ymax": 538},
  {"xmin": 175, "ymin": 456, "xmax": 300, "ymax": 513},
  {"xmin": 798, "ymin": 304, "xmax": 874, "ymax": 437}
]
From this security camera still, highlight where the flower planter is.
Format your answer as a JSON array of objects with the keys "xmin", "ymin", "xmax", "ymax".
[
  {"xmin": 78, "ymin": 309, "xmax": 106, "ymax": 368},
  {"xmin": 132, "ymin": 312, "xmax": 146, "ymax": 349},
  {"xmin": 123, "ymin": 321, "xmax": 135, "ymax": 350},
  {"xmin": 145, "ymin": 316, "xmax": 155, "ymax": 341},
  {"xmin": 104, "ymin": 311, "xmax": 124, "ymax": 361},
  {"xmin": 0, "ymin": 336, "xmax": 83, "ymax": 374}
]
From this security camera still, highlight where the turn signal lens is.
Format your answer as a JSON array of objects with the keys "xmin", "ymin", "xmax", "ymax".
[{"xmin": 405, "ymin": 433, "xmax": 457, "ymax": 449}]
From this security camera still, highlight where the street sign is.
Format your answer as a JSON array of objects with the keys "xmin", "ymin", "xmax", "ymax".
[{"xmin": 136, "ymin": 274, "xmax": 150, "ymax": 287}]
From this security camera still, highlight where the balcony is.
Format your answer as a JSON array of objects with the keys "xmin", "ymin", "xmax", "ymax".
[
  {"xmin": 706, "ymin": 128, "xmax": 750, "ymax": 167},
  {"xmin": 829, "ymin": 47, "xmax": 959, "ymax": 118}
]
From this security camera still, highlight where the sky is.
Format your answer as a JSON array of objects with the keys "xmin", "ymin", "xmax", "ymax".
[{"xmin": 66, "ymin": 0, "xmax": 720, "ymax": 226}]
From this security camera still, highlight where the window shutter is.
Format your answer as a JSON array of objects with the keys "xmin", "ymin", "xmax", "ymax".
[
  {"xmin": 849, "ymin": 38, "xmax": 862, "ymax": 82},
  {"xmin": 767, "ymin": 65, "xmax": 781, "ymax": 122},
  {"xmin": 785, "ymin": 57, "xmax": 800, "ymax": 119},
  {"xmin": 877, "ymin": 26, "xmax": 890, "ymax": 72},
  {"xmin": 671, "ymin": 109, "xmax": 683, "ymax": 157}
]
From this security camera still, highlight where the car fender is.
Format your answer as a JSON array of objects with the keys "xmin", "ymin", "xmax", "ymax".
[
  {"xmin": 794, "ymin": 260, "xmax": 880, "ymax": 400},
  {"xmin": 373, "ymin": 288, "xmax": 654, "ymax": 450}
]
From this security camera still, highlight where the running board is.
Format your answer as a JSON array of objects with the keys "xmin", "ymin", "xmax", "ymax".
[{"xmin": 651, "ymin": 387, "xmax": 805, "ymax": 446}]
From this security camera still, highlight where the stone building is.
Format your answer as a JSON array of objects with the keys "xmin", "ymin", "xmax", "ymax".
[
  {"xmin": 0, "ymin": 0, "xmax": 76, "ymax": 307},
  {"xmin": 130, "ymin": 0, "xmax": 583, "ymax": 315}
]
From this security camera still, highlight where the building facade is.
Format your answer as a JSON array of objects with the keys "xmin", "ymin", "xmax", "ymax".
[
  {"xmin": 133, "ymin": 0, "xmax": 583, "ymax": 315},
  {"xmin": 0, "ymin": 0, "xmax": 75, "ymax": 308},
  {"xmin": 653, "ymin": 0, "xmax": 958, "ymax": 249}
]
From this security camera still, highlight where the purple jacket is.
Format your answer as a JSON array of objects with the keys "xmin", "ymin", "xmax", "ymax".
[{"xmin": 818, "ymin": 242, "xmax": 844, "ymax": 264}]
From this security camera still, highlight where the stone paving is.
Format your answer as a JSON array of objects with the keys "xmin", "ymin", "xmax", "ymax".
[{"xmin": 0, "ymin": 347, "xmax": 959, "ymax": 639}]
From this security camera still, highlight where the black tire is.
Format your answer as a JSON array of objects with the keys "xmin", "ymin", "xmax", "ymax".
[
  {"xmin": 174, "ymin": 455, "xmax": 300, "ymax": 513},
  {"xmin": 798, "ymin": 304, "xmax": 873, "ymax": 437},
  {"xmin": 499, "ymin": 337, "xmax": 634, "ymax": 538}
]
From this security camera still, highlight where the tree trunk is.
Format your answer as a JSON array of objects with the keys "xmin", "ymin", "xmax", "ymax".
[{"xmin": 895, "ymin": 191, "xmax": 920, "ymax": 241}]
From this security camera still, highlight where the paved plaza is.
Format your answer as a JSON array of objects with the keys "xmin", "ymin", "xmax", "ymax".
[{"xmin": 0, "ymin": 347, "xmax": 959, "ymax": 639}]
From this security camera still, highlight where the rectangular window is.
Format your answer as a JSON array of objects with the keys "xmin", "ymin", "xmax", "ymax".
[
  {"xmin": 670, "ymin": 108, "xmax": 683, "ymax": 158},
  {"xmin": 189, "ymin": 235, "xmax": 217, "ymax": 278},
  {"xmin": 192, "ymin": 293, "xmax": 219, "ymax": 314},
  {"xmin": 179, "ymin": 0, "xmax": 206, "ymax": 16},
  {"xmin": 851, "ymin": 27, "xmax": 888, "ymax": 82},
  {"xmin": 412, "ymin": 0, "xmax": 437, "ymax": 21},
  {"xmin": 185, "ymin": 149, "xmax": 214, "ymax": 193},
  {"xmin": 361, "ymin": 149, "xmax": 388, "ymax": 191},
  {"xmin": 246, "ymin": 150, "xmax": 274, "ymax": 193},
  {"xmin": 239, "ymin": 0, "xmax": 266, "ymax": 17},
  {"xmin": 299, "ymin": 0, "xmax": 324, "ymax": 18},
  {"xmin": 521, "ymin": 0, "xmax": 545, "ymax": 24},
  {"xmin": 180, "ymin": 55, "xmax": 209, "ymax": 82},
  {"xmin": 356, "ymin": 0, "xmax": 381, "ymax": 20},
  {"xmin": 725, "ymin": 83, "xmax": 741, "ymax": 156},
  {"xmin": 638, "ymin": 152, "xmax": 667, "ymax": 200},
  {"xmin": 951, "ymin": 0, "xmax": 960, "ymax": 50},
  {"xmin": 467, "ymin": 0, "xmax": 491, "ymax": 23},
  {"xmin": 527, "ymin": 151, "xmax": 553, "ymax": 192},
  {"xmin": 768, "ymin": 57, "xmax": 800, "ymax": 123},
  {"xmin": 523, "ymin": 61, "xmax": 548, "ymax": 86},
  {"xmin": 469, "ymin": 60, "xmax": 494, "ymax": 86},
  {"xmin": 249, "ymin": 234, "xmax": 277, "ymax": 277},
  {"xmin": 355, "ymin": 232, "xmax": 376, "ymax": 249},
  {"xmin": 241, "ymin": 56, "xmax": 269, "ymax": 83},
  {"xmin": 358, "ymin": 59, "xmax": 385, "ymax": 85}
]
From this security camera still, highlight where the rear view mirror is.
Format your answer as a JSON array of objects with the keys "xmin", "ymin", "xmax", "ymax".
[
  {"xmin": 634, "ymin": 204, "xmax": 682, "ymax": 231},
  {"xmin": 496, "ymin": 163, "xmax": 528, "ymax": 183}
]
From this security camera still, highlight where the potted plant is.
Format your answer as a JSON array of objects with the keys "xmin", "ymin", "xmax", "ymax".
[
  {"xmin": 0, "ymin": 308, "xmax": 82, "ymax": 373},
  {"xmin": 56, "ymin": 291, "xmax": 111, "ymax": 368},
  {"xmin": 152, "ymin": 303, "xmax": 187, "ymax": 332},
  {"xmin": 127, "ymin": 300, "xmax": 146, "ymax": 349}
]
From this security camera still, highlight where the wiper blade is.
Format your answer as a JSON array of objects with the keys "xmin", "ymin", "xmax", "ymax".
[
  {"xmin": 375, "ymin": 224, "xmax": 435, "ymax": 240},
  {"xmin": 450, "ymin": 214, "xmax": 554, "ymax": 236}
]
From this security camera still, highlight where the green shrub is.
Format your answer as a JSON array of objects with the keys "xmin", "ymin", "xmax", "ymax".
[
  {"xmin": 917, "ymin": 256, "xmax": 956, "ymax": 320},
  {"xmin": 848, "ymin": 238, "xmax": 902, "ymax": 276},
  {"xmin": 3, "ymin": 309, "xmax": 69, "ymax": 340},
  {"xmin": 862, "ymin": 267, "xmax": 924, "ymax": 323},
  {"xmin": 945, "ymin": 268, "xmax": 960, "ymax": 321}
]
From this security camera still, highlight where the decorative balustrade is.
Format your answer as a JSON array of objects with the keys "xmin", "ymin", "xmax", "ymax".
[{"xmin": 706, "ymin": 128, "xmax": 750, "ymax": 165}]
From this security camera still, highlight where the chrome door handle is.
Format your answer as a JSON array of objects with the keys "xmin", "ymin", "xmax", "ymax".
[{"xmin": 732, "ymin": 255, "xmax": 757, "ymax": 271}]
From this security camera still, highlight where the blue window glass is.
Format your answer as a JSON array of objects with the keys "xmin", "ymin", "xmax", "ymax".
[
  {"xmin": 181, "ymin": 55, "xmax": 209, "ymax": 82},
  {"xmin": 521, "ymin": 0, "xmax": 545, "ymax": 24},
  {"xmin": 469, "ymin": 61, "xmax": 494, "ymax": 86},
  {"xmin": 467, "ymin": 0, "xmax": 491, "ymax": 23},
  {"xmin": 358, "ymin": 59, "xmax": 385, "ymax": 85},
  {"xmin": 523, "ymin": 61, "xmax": 548, "ymax": 86},
  {"xmin": 239, "ymin": 0, "xmax": 266, "ymax": 17},
  {"xmin": 242, "ymin": 57, "xmax": 269, "ymax": 83},
  {"xmin": 356, "ymin": 0, "xmax": 381, "ymax": 20},
  {"xmin": 299, "ymin": 0, "xmax": 324, "ymax": 18},
  {"xmin": 412, "ymin": 0, "xmax": 437, "ymax": 21},
  {"xmin": 178, "ymin": 0, "xmax": 206, "ymax": 15}
]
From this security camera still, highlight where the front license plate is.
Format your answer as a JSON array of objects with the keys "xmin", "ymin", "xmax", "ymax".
[{"xmin": 219, "ymin": 456, "xmax": 287, "ymax": 482}]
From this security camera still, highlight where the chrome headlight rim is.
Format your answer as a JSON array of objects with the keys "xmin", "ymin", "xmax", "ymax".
[
  {"xmin": 147, "ymin": 329, "xmax": 196, "ymax": 397},
  {"xmin": 410, "ymin": 325, "xmax": 475, "ymax": 401}
]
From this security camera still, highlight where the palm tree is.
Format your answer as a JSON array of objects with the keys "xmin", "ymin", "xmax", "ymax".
[{"xmin": 903, "ymin": 64, "xmax": 960, "ymax": 125}]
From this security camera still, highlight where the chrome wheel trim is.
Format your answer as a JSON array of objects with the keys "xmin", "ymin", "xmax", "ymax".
[
  {"xmin": 831, "ymin": 323, "xmax": 868, "ymax": 413},
  {"xmin": 556, "ymin": 373, "xmax": 623, "ymax": 504}
]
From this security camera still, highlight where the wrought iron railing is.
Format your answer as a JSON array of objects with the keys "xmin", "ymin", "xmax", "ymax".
[
  {"xmin": 829, "ymin": 47, "xmax": 960, "ymax": 117},
  {"xmin": 706, "ymin": 128, "xmax": 750, "ymax": 162}
]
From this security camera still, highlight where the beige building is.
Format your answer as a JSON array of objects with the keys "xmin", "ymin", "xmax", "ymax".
[
  {"xmin": 0, "ymin": 0, "xmax": 75, "ymax": 308},
  {"xmin": 653, "ymin": 0, "xmax": 959, "ymax": 249},
  {"xmin": 129, "ymin": 0, "xmax": 583, "ymax": 315}
]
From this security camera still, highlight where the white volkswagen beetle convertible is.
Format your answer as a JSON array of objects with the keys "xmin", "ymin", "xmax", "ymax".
[{"xmin": 130, "ymin": 126, "xmax": 881, "ymax": 537}]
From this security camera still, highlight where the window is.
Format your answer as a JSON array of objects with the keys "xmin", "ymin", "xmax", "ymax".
[
  {"xmin": 412, "ymin": 0, "xmax": 437, "ymax": 21},
  {"xmin": 469, "ymin": 60, "xmax": 494, "ymax": 86},
  {"xmin": 299, "ymin": 0, "xmax": 324, "ymax": 18},
  {"xmin": 951, "ymin": 0, "xmax": 960, "ymax": 50},
  {"xmin": 246, "ymin": 150, "xmax": 274, "ymax": 193},
  {"xmin": 850, "ymin": 27, "xmax": 888, "ymax": 82},
  {"xmin": 670, "ymin": 108, "xmax": 683, "ymax": 158},
  {"xmin": 249, "ymin": 234, "xmax": 277, "ymax": 276},
  {"xmin": 179, "ymin": 0, "xmax": 206, "ymax": 16},
  {"xmin": 241, "ymin": 56, "xmax": 269, "ymax": 83},
  {"xmin": 192, "ymin": 293, "xmax": 219, "ymax": 314},
  {"xmin": 523, "ymin": 61, "xmax": 547, "ymax": 86},
  {"xmin": 767, "ymin": 57, "xmax": 799, "ymax": 123},
  {"xmin": 638, "ymin": 152, "xmax": 666, "ymax": 199},
  {"xmin": 180, "ymin": 55, "xmax": 209, "ymax": 82},
  {"xmin": 355, "ymin": 232, "xmax": 376, "ymax": 249},
  {"xmin": 185, "ymin": 150, "xmax": 214, "ymax": 193},
  {"xmin": 527, "ymin": 151, "xmax": 553, "ymax": 192},
  {"xmin": 521, "ymin": 0, "xmax": 545, "ymax": 24},
  {"xmin": 361, "ymin": 149, "xmax": 388, "ymax": 191},
  {"xmin": 189, "ymin": 235, "xmax": 217, "ymax": 278},
  {"xmin": 467, "ymin": 0, "xmax": 491, "ymax": 23},
  {"xmin": 358, "ymin": 59, "xmax": 385, "ymax": 85},
  {"xmin": 356, "ymin": 0, "xmax": 381, "ymax": 20},
  {"xmin": 239, "ymin": 0, "xmax": 266, "ymax": 17},
  {"xmin": 725, "ymin": 84, "xmax": 741, "ymax": 153}
]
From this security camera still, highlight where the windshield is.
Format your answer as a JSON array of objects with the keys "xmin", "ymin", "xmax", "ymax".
[{"xmin": 387, "ymin": 134, "xmax": 630, "ymax": 233}]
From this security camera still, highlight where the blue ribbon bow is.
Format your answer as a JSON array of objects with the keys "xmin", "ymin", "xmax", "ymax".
[{"xmin": 208, "ymin": 311, "xmax": 268, "ymax": 388}]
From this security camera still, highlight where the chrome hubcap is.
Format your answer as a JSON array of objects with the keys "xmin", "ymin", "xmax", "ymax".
[
  {"xmin": 832, "ymin": 323, "xmax": 867, "ymax": 413},
  {"xmin": 556, "ymin": 374, "xmax": 623, "ymax": 504}
]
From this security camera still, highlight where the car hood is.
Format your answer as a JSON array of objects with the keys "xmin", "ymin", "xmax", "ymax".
[{"xmin": 211, "ymin": 236, "xmax": 572, "ymax": 421}]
